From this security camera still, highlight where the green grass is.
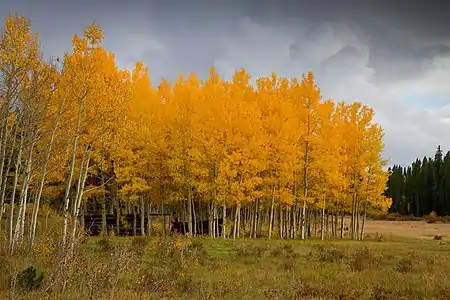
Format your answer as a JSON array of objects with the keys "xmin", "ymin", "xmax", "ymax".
[{"xmin": 2, "ymin": 235, "xmax": 450, "ymax": 299}]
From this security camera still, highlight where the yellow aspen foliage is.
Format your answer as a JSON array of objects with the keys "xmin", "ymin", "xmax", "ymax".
[{"xmin": 0, "ymin": 15, "xmax": 392, "ymax": 243}]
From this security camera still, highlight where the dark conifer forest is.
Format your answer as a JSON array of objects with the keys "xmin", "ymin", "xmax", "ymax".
[{"xmin": 385, "ymin": 145, "xmax": 450, "ymax": 217}]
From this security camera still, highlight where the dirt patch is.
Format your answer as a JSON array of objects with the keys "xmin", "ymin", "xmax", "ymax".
[{"xmin": 363, "ymin": 219, "xmax": 450, "ymax": 240}]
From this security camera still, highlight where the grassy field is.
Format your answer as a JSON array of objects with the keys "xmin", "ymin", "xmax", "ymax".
[{"xmin": 2, "ymin": 219, "xmax": 450, "ymax": 299}]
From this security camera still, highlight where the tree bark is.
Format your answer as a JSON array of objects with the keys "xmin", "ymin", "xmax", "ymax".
[
  {"xmin": 68, "ymin": 144, "xmax": 91, "ymax": 256},
  {"xmin": 30, "ymin": 93, "xmax": 64, "ymax": 248},
  {"xmin": 61, "ymin": 97, "xmax": 84, "ymax": 252},
  {"xmin": 8, "ymin": 131, "xmax": 24, "ymax": 253},
  {"xmin": 268, "ymin": 187, "xmax": 275, "ymax": 239},
  {"xmin": 12, "ymin": 140, "xmax": 34, "ymax": 250},
  {"xmin": 147, "ymin": 198, "xmax": 152, "ymax": 237},
  {"xmin": 360, "ymin": 204, "xmax": 367, "ymax": 241},
  {"xmin": 140, "ymin": 195, "xmax": 145, "ymax": 236},
  {"xmin": 320, "ymin": 198, "xmax": 326, "ymax": 241},
  {"xmin": 222, "ymin": 201, "xmax": 227, "ymax": 238},
  {"xmin": 279, "ymin": 203, "xmax": 283, "ymax": 239},
  {"xmin": 187, "ymin": 186, "xmax": 193, "ymax": 236}
]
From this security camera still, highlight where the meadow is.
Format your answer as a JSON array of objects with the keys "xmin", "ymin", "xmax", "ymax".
[{"xmin": 2, "ymin": 217, "xmax": 450, "ymax": 300}]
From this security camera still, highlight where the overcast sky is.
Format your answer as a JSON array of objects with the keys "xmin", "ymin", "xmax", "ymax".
[{"xmin": 1, "ymin": 0, "xmax": 450, "ymax": 166}]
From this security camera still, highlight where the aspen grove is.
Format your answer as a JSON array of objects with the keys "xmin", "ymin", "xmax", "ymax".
[{"xmin": 0, "ymin": 16, "xmax": 392, "ymax": 257}]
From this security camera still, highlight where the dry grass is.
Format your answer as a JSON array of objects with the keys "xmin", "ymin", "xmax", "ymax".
[
  {"xmin": 2, "ymin": 219, "xmax": 450, "ymax": 299},
  {"xmin": 363, "ymin": 218, "xmax": 450, "ymax": 241}
]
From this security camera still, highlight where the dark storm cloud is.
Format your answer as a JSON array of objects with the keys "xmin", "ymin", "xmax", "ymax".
[
  {"xmin": 1, "ymin": 0, "xmax": 450, "ymax": 166},
  {"xmin": 241, "ymin": 0, "xmax": 450, "ymax": 84}
]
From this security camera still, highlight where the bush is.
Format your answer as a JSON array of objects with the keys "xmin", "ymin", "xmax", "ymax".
[
  {"xmin": 426, "ymin": 211, "xmax": 438, "ymax": 223},
  {"xmin": 395, "ymin": 257, "xmax": 414, "ymax": 273},
  {"xmin": 315, "ymin": 244, "xmax": 346, "ymax": 263},
  {"xmin": 14, "ymin": 266, "xmax": 44, "ymax": 291},
  {"xmin": 96, "ymin": 236, "xmax": 114, "ymax": 252},
  {"xmin": 236, "ymin": 243, "xmax": 267, "ymax": 258},
  {"xmin": 434, "ymin": 235, "xmax": 443, "ymax": 240},
  {"xmin": 131, "ymin": 236, "xmax": 151, "ymax": 254},
  {"xmin": 349, "ymin": 247, "xmax": 380, "ymax": 271}
]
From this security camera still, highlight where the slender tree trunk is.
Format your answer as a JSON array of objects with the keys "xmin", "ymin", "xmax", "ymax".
[
  {"xmin": 233, "ymin": 204, "xmax": 239, "ymax": 239},
  {"xmin": 242, "ymin": 207, "xmax": 247, "ymax": 235},
  {"xmin": 301, "ymin": 115, "xmax": 310, "ymax": 240},
  {"xmin": 116, "ymin": 199, "xmax": 120, "ymax": 235},
  {"xmin": 200, "ymin": 203, "xmax": 204, "ymax": 235},
  {"xmin": 360, "ymin": 204, "xmax": 367, "ymax": 241},
  {"xmin": 209, "ymin": 201, "xmax": 214, "ymax": 238},
  {"xmin": 279, "ymin": 202, "xmax": 283, "ymax": 239},
  {"xmin": 214, "ymin": 202, "xmax": 219, "ymax": 238},
  {"xmin": 192, "ymin": 197, "xmax": 197, "ymax": 236},
  {"xmin": 300, "ymin": 201, "xmax": 307, "ymax": 240},
  {"xmin": 321, "ymin": 198, "xmax": 326, "ymax": 240},
  {"xmin": 211, "ymin": 203, "xmax": 215, "ymax": 237},
  {"xmin": 237, "ymin": 204, "xmax": 241, "ymax": 238},
  {"xmin": 8, "ymin": 132, "xmax": 24, "ymax": 253},
  {"xmin": 161, "ymin": 198, "xmax": 166, "ymax": 236},
  {"xmin": 268, "ymin": 187, "xmax": 275, "ymax": 239},
  {"xmin": 30, "ymin": 96, "xmax": 64, "ymax": 247},
  {"xmin": 80, "ymin": 203, "xmax": 85, "ymax": 234},
  {"xmin": 340, "ymin": 212, "xmax": 344, "ymax": 239},
  {"xmin": 356, "ymin": 209, "xmax": 360, "ymax": 240},
  {"xmin": 0, "ymin": 122, "xmax": 9, "ymax": 219},
  {"xmin": 99, "ymin": 171, "xmax": 106, "ymax": 235},
  {"xmin": 330, "ymin": 212, "xmax": 333, "ymax": 238},
  {"xmin": 0, "ymin": 120, "xmax": 12, "ymax": 225},
  {"xmin": 147, "ymin": 199, "xmax": 152, "ymax": 237},
  {"xmin": 222, "ymin": 201, "xmax": 227, "ymax": 238},
  {"xmin": 307, "ymin": 209, "xmax": 312, "ymax": 238},
  {"xmin": 286, "ymin": 206, "xmax": 291, "ymax": 239},
  {"xmin": 133, "ymin": 206, "xmax": 137, "ymax": 236},
  {"xmin": 252, "ymin": 199, "xmax": 258, "ymax": 238},
  {"xmin": 313, "ymin": 210, "xmax": 317, "ymax": 237},
  {"xmin": 249, "ymin": 204, "xmax": 254, "ymax": 238},
  {"xmin": 12, "ymin": 139, "xmax": 34, "ymax": 250},
  {"xmin": 351, "ymin": 193, "xmax": 358, "ymax": 240},
  {"xmin": 61, "ymin": 99, "xmax": 84, "ymax": 252},
  {"xmin": 68, "ymin": 145, "xmax": 91, "ymax": 256},
  {"xmin": 140, "ymin": 195, "xmax": 145, "ymax": 236},
  {"xmin": 187, "ymin": 186, "xmax": 193, "ymax": 236}
]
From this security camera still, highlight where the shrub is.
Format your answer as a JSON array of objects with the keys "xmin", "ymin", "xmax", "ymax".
[
  {"xmin": 236, "ymin": 243, "xmax": 267, "ymax": 258},
  {"xmin": 434, "ymin": 235, "xmax": 443, "ymax": 240},
  {"xmin": 96, "ymin": 236, "xmax": 114, "ymax": 252},
  {"xmin": 349, "ymin": 247, "xmax": 380, "ymax": 271},
  {"xmin": 131, "ymin": 236, "xmax": 151, "ymax": 254},
  {"xmin": 426, "ymin": 211, "xmax": 438, "ymax": 223},
  {"xmin": 14, "ymin": 266, "xmax": 44, "ymax": 291},
  {"xmin": 315, "ymin": 244, "xmax": 346, "ymax": 263},
  {"xmin": 395, "ymin": 257, "xmax": 414, "ymax": 273}
]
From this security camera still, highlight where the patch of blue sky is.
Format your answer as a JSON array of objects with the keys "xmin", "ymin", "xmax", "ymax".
[{"xmin": 400, "ymin": 93, "xmax": 450, "ymax": 109}]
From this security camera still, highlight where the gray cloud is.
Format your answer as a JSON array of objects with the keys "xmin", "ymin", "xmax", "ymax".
[{"xmin": 1, "ymin": 0, "xmax": 450, "ymax": 166}]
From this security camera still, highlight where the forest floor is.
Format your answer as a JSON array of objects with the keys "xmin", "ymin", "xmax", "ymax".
[{"xmin": 2, "ymin": 218, "xmax": 450, "ymax": 299}]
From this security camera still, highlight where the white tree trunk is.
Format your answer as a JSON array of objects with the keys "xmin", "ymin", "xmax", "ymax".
[
  {"xmin": 12, "ymin": 142, "xmax": 34, "ymax": 250},
  {"xmin": 61, "ymin": 99, "xmax": 84, "ymax": 253},
  {"xmin": 8, "ymin": 132, "xmax": 24, "ymax": 253},
  {"xmin": 0, "ymin": 122, "xmax": 19, "ymax": 223},
  {"xmin": 30, "ymin": 98, "xmax": 64, "ymax": 247},
  {"xmin": 222, "ymin": 201, "xmax": 226, "ymax": 239},
  {"xmin": 268, "ymin": 188, "xmax": 275, "ymax": 239},
  {"xmin": 68, "ymin": 145, "xmax": 91, "ymax": 256},
  {"xmin": 321, "ymin": 198, "xmax": 326, "ymax": 241},
  {"xmin": 140, "ymin": 195, "xmax": 145, "ymax": 236}
]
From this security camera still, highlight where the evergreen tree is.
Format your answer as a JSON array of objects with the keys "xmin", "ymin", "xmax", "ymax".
[{"xmin": 387, "ymin": 146, "xmax": 450, "ymax": 217}]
